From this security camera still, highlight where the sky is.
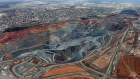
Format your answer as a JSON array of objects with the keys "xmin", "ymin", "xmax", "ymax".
[{"xmin": 0, "ymin": 0, "xmax": 140, "ymax": 3}]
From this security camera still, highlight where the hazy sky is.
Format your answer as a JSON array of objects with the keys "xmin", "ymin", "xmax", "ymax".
[{"xmin": 0, "ymin": 0, "xmax": 140, "ymax": 3}]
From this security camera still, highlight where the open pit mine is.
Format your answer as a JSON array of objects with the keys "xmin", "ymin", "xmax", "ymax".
[{"xmin": 0, "ymin": 13, "xmax": 140, "ymax": 79}]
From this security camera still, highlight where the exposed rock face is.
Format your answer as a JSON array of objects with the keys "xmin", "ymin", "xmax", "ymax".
[{"xmin": 0, "ymin": 14, "xmax": 139, "ymax": 79}]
